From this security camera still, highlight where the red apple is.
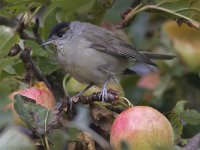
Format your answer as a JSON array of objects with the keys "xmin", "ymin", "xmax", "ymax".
[
  {"xmin": 10, "ymin": 82, "xmax": 55, "ymax": 109},
  {"xmin": 7, "ymin": 82, "xmax": 55, "ymax": 124},
  {"xmin": 110, "ymin": 106, "xmax": 174, "ymax": 150}
]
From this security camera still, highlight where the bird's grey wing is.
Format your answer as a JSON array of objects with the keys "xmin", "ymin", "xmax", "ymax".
[{"xmin": 81, "ymin": 23, "xmax": 156, "ymax": 66}]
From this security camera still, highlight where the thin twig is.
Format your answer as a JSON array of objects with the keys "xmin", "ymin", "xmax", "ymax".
[
  {"xmin": 20, "ymin": 45, "xmax": 52, "ymax": 91},
  {"xmin": 16, "ymin": 16, "xmax": 35, "ymax": 40},
  {"xmin": 44, "ymin": 110, "xmax": 50, "ymax": 150},
  {"xmin": 32, "ymin": 18, "xmax": 44, "ymax": 45}
]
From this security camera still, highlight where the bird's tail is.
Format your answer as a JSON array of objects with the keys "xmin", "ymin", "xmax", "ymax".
[
  {"xmin": 124, "ymin": 53, "xmax": 175, "ymax": 76},
  {"xmin": 142, "ymin": 52, "xmax": 176, "ymax": 60}
]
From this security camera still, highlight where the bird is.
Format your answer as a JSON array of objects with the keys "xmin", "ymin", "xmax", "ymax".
[{"xmin": 42, "ymin": 21, "xmax": 175, "ymax": 102}]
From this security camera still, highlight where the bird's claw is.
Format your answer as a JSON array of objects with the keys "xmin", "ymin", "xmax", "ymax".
[
  {"xmin": 100, "ymin": 88, "xmax": 108, "ymax": 102},
  {"xmin": 68, "ymin": 96, "xmax": 79, "ymax": 109}
]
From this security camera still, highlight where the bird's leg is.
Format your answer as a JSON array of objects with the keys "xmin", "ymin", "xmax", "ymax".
[
  {"xmin": 100, "ymin": 75, "xmax": 112, "ymax": 102},
  {"xmin": 69, "ymin": 83, "xmax": 93, "ymax": 108},
  {"xmin": 76, "ymin": 83, "xmax": 93, "ymax": 97}
]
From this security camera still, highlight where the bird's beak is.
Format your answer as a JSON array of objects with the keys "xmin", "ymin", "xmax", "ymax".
[
  {"xmin": 41, "ymin": 35, "xmax": 57, "ymax": 46},
  {"xmin": 41, "ymin": 39, "xmax": 55, "ymax": 46}
]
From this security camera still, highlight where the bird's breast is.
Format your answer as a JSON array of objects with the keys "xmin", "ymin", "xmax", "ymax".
[{"xmin": 56, "ymin": 38, "xmax": 130, "ymax": 86}]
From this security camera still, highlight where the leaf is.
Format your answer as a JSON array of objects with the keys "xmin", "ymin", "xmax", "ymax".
[
  {"xmin": 25, "ymin": 40, "xmax": 48, "ymax": 57},
  {"xmin": 0, "ymin": 56, "xmax": 18, "ymax": 71},
  {"xmin": 173, "ymin": 100, "xmax": 200, "ymax": 125},
  {"xmin": 167, "ymin": 112, "xmax": 183, "ymax": 143},
  {"xmin": 14, "ymin": 94, "xmax": 55, "ymax": 135},
  {"xmin": 181, "ymin": 109, "xmax": 200, "ymax": 125},
  {"xmin": 42, "ymin": 0, "xmax": 114, "ymax": 27},
  {"xmin": 121, "ymin": 0, "xmax": 200, "ymax": 29},
  {"xmin": 0, "ymin": 26, "xmax": 19, "ymax": 58},
  {"xmin": 0, "ymin": 25, "xmax": 20, "ymax": 76},
  {"xmin": 0, "ymin": 0, "xmax": 42, "ymax": 17},
  {"xmin": 49, "ymin": 130, "xmax": 69, "ymax": 150},
  {"xmin": 0, "ymin": 127, "xmax": 36, "ymax": 150},
  {"xmin": 41, "ymin": 4, "xmax": 59, "ymax": 39},
  {"xmin": 33, "ymin": 56, "xmax": 60, "ymax": 74},
  {"xmin": 173, "ymin": 100, "xmax": 187, "ymax": 113}
]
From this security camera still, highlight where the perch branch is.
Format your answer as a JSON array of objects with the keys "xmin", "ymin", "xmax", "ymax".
[
  {"xmin": 20, "ymin": 45, "xmax": 52, "ymax": 91},
  {"xmin": 61, "ymin": 89, "xmax": 119, "ymax": 111}
]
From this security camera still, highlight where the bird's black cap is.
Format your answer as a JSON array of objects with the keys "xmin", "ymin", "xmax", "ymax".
[{"xmin": 49, "ymin": 22, "xmax": 70, "ymax": 39}]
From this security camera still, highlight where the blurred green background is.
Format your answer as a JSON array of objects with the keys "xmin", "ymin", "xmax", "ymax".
[{"xmin": 0, "ymin": 0, "xmax": 200, "ymax": 148}]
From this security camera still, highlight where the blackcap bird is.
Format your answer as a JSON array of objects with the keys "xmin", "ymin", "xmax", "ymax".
[{"xmin": 42, "ymin": 21, "xmax": 174, "ymax": 102}]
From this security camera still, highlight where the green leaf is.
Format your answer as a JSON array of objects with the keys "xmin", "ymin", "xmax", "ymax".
[
  {"xmin": 173, "ymin": 100, "xmax": 187, "ymax": 113},
  {"xmin": 49, "ymin": 130, "xmax": 69, "ymax": 150},
  {"xmin": 181, "ymin": 109, "xmax": 200, "ymax": 125},
  {"xmin": 0, "ymin": 56, "xmax": 19, "ymax": 70},
  {"xmin": 167, "ymin": 112, "xmax": 183, "ymax": 143},
  {"xmin": 0, "ymin": 127, "xmax": 36, "ymax": 150},
  {"xmin": 122, "ymin": 0, "xmax": 200, "ymax": 29},
  {"xmin": 0, "ymin": 0, "xmax": 43, "ymax": 17},
  {"xmin": 14, "ymin": 94, "xmax": 54, "ymax": 135},
  {"xmin": 25, "ymin": 40, "xmax": 49, "ymax": 57},
  {"xmin": 0, "ymin": 25, "xmax": 20, "ymax": 76},
  {"xmin": 41, "ymin": 4, "xmax": 59, "ymax": 39},
  {"xmin": 33, "ymin": 56, "xmax": 60, "ymax": 74},
  {"xmin": 145, "ymin": 1, "xmax": 200, "ymax": 28},
  {"xmin": 0, "ymin": 26, "xmax": 20, "ymax": 58},
  {"xmin": 42, "ymin": 0, "xmax": 114, "ymax": 25},
  {"xmin": 0, "ymin": 78, "xmax": 19, "ymax": 93},
  {"xmin": 173, "ymin": 100, "xmax": 200, "ymax": 125}
]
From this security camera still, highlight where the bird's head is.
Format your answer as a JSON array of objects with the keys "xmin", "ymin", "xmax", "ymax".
[{"xmin": 42, "ymin": 22, "xmax": 70, "ymax": 46}]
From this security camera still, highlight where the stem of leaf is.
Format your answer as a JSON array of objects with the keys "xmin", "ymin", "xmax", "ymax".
[
  {"xmin": 44, "ymin": 110, "xmax": 50, "ymax": 150},
  {"xmin": 45, "ymin": 133, "xmax": 50, "ymax": 150},
  {"xmin": 123, "ymin": 4, "xmax": 199, "ymax": 30}
]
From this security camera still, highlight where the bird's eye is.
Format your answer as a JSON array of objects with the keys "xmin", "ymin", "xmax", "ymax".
[
  {"xmin": 56, "ymin": 27, "xmax": 68, "ymax": 38},
  {"xmin": 57, "ymin": 32, "xmax": 64, "ymax": 38}
]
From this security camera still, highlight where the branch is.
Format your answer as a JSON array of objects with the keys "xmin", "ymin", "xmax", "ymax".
[
  {"xmin": 20, "ymin": 45, "xmax": 52, "ymax": 91},
  {"xmin": 182, "ymin": 132, "xmax": 200, "ymax": 150},
  {"xmin": 16, "ymin": 16, "xmax": 45, "ymax": 46},
  {"xmin": 117, "ymin": 0, "xmax": 142, "ymax": 28},
  {"xmin": 16, "ymin": 19, "xmax": 35, "ymax": 41},
  {"xmin": 32, "ymin": 18, "xmax": 44, "ymax": 45},
  {"xmin": 61, "ymin": 89, "xmax": 119, "ymax": 110}
]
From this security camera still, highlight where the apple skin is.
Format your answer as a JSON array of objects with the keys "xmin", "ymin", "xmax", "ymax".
[
  {"xmin": 7, "ymin": 82, "xmax": 55, "ymax": 124},
  {"xmin": 10, "ymin": 82, "xmax": 55, "ymax": 109},
  {"xmin": 110, "ymin": 106, "xmax": 174, "ymax": 150}
]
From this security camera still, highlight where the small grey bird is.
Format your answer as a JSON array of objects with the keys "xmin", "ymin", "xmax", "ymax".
[{"xmin": 42, "ymin": 21, "xmax": 174, "ymax": 101}]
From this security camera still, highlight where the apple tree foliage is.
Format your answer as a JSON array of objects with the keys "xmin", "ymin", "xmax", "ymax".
[{"xmin": 0, "ymin": 0, "xmax": 200, "ymax": 149}]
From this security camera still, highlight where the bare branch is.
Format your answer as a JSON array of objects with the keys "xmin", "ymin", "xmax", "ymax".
[{"xmin": 20, "ymin": 45, "xmax": 52, "ymax": 91}]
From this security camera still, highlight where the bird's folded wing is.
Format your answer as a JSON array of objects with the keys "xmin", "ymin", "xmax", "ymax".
[{"xmin": 81, "ymin": 23, "xmax": 156, "ymax": 66}]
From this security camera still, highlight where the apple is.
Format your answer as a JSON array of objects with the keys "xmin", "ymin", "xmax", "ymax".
[
  {"xmin": 9, "ymin": 82, "xmax": 55, "ymax": 109},
  {"xmin": 110, "ymin": 106, "xmax": 174, "ymax": 150},
  {"xmin": 7, "ymin": 82, "xmax": 55, "ymax": 124}
]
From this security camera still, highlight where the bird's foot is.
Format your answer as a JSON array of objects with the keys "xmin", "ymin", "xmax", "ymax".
[
  {"xmin": 100, "ymin": 87, "xmax": 108, "ymax": 102},
  {"xmin": 68, "ymin": 96, "xmax": 79, "ymax": 109}
]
